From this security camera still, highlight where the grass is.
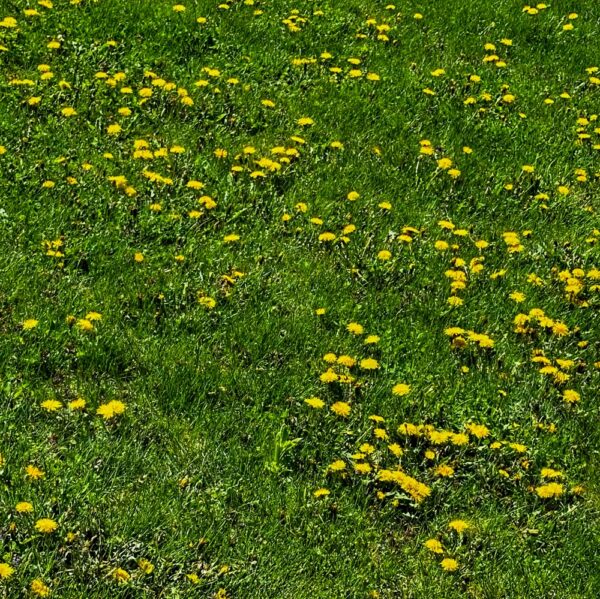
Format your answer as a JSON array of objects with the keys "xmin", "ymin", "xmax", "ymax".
[{"xmin": 0, "ymin": 0, "xmax": 599, "ymax": 596}]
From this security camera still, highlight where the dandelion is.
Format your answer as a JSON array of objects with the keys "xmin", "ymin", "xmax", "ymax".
[
  {"xmin": 35, "ymin": 518, "xmax": 58, "ymax": 533},
  {"xmin": 31, "ymin": 579, "xmax": 50, "ymax": 596},
  {"xmin": 304, "ymin": 397, "xmax": 324, "ymax": 409},
  {"xmin": 320, "ymin": 369, "xmax": 338, "ymax": 383},
  {"xmin": 68, "ymin": 398, "xmax": 86, "ymax": 410},
  {"xmin": 22, "ymin": 319, "xmax": 39, "ymax": 330},
  {"xmin": 388, "ymin": 443, "xmax": 403, "ymax": 457},
  {"xmin": 25, "ymin": 465, "xmax": 45, "ymax": 480},
  {"xmin": 535, "ymin": 483, "xmax": 564, "ymax": 498},
  {"xmin": 0, "ymin": 563, "xmax": 14, "ymax": 579},
  {"xmin": 198, "ymin": 296, "xmax": 216, "ymax": 309},
  {"xmin": 465, "ymin": 423, "xmax": 489, "ymax": 438},
  {"xmin": 434, "ymin": 464, "xmax": 455, "ymax": 477},
  {"xmin": 392, "ymin": 383, "xmax": 410, "ymax": 396},
  {"xmin": 359, "ymin": 358, "xmax": 379, "ymax": 370},
  {"xmin": 138, "ymin": 559, "xmax": 154, "ymax": 574},
  {"xmin": 354, "ymin": 462, "xmax": 372, "ymax": 474},
  {"xmin": 314, "ymin": 488, "xmax": 330, "ymax": 498},
  {"xmin": 346, "ymin": 322, "xmax": 364, "ymax": 335},
  {"xmin": 329, "ymin": 460, "xmax": 346, "ymax": 472},
  {"xmin": 448, "ymin": 519, "xmax": 470, "ymax": 533},
  {"xmin": 562, "ymin": 390, "xmax": 580, "ymax": 404},
  {"xmin": 541, "ymin": 468, "xmax": 563, "ymax": 479},
  {"xmin": 76, "ymin": 319, "xmax": 94, "ymax": 332},
  {"xmin": 425, "ymin": 539, "xmax": 443, "ymax": 553},
  {"xmin": 96, "ymin": 400, "xmax": 126, "ymax": 420},
  {"xmin": 318, "ymin": 232, "xmax": 335, "ymax": 242},
  {"xmin": 330, "ymin": 401, "xmax": 351, "ymax": 417},
  {"xmin": 112, "ymin": 568, "xmax": 130, "ymax": 582},
  {"xmin": 16, "ymin": 501, "xmax": 34, "ymax": 513},
  {"xmin": 440, "ymin": 558, "xmax": 459, "ymax": 572}
]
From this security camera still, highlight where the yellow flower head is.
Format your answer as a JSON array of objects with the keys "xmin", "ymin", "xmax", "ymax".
[
  {"xmin": 330, "ymin": 401, "xmax": 351, "ymax": 417},
  {"xmin": 35, "ymin": 518, "xmax": 58, "ymax": 534}
]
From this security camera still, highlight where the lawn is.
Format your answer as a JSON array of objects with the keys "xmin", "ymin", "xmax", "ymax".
[{"xmin": 0, "ymin": 0, "xmax": 599, "ymax": 597}]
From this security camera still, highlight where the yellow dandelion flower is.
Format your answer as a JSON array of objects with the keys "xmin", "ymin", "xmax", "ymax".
[
  {"xmin": 31, "ymin": 579, "xmax": 50, "ymax": 596},
  {"xmin": 0, "ymin": 563, "xmax": 15, "ymax": 579},
  {"xmin": 535, "ymin": 483, "xmax": 564, "ymax": 499},
  {"xmin": 424, "ymin": 539, "xmax": 443, "ymax": 554},
  {"xmin": 16, "ymin": 501, "xmax": 34, "ymax": 513},
  {"xmin": 35, "ymin": 518, "xmax": 58, "ymax": 533},
  {"xmin": 25, "ymin": 465, "xmax": 45, "ymax": 480},
  {"xmin": 441, "ymin": 558, "xmax": 459, "ymax": 572},
  {"xmin": 96, "ymin": 400, "xmax": 126, "ymax": 420},
  {"xmin": 112, "ymin": 568, "xmax": 130, "ymax": 583},
  {"xmin": 304, "ymin": 397, "xmax": 325, "ymax": 409},
  {"xmin": 448, "ymin": 519, "xmax": 470, "ymax": 533},
  {"xmin": 359, "ymin": 358, "xmax": 379, "ymax": 370},
  {"xmin": 331, "ymin": 401, "xmax": 351, "ymax": 417}
]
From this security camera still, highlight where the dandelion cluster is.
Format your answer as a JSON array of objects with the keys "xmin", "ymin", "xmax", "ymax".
[{"xmin": 0, "ymin": 0, "xmax": 598, "ymax": 596}]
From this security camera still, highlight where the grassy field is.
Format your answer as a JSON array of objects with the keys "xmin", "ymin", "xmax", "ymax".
[{"xmin": 1, "ymin": 0, "xmax": 599, "ymax": 596}]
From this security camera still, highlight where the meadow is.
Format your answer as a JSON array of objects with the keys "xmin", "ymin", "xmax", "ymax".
[{"xmin": 0, "ymin": 0, "xmax": 599, "ymax": 597}]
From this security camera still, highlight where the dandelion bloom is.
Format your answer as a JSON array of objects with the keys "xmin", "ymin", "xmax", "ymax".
[
  {"xmin": 31, "ymin": 579, "xmax": 50, "ymax": 596},
  {"xmin": 441, "ymin": 558, "xmax": 459, "ymax": 572},
  {"xmin": 346, "ymin": 322, "xmax": 364, "ymax": 335},
  {"xmin": 137, "ymin": 559, "xmax": 154, "ymax": 574},
  {"xmin": 562, "ymin": 390, "xmax": 580, "ymax": 403},
  {"xmin": 535, "ymin": 483, "xmax": 564, "ymax": 499},
  {"xmin": 392, "ymin": 383, "xmax": 410, "ymax": 396},
  {"xmin": 465, "ymin": 423, "xmax": 489, "ymax": 438},
  {"xmin": 25, "ymin": 465, "xmax": 45, "ymax": 480},
  {"xmin": 96, "ymin": 400, "xmax": 126, "ymax": 420},
  {"xmin": 16, "ymin": 501, "xmax": 34, "ymax": 513},
  {"xmin": 35, "ymin": 518, "xmax": 58, "ymax": 533},
  {"xmin": 0, "ymin": 563, "xmax": 15, "ymax": 579},
  {"xmin": 330, "ymin": 401, "xmax": 351, "ymax": 417},
  {"xmin": 329, "ymin": 460, "xmax": 346, "ymax": 472},
  {"xmin": 304, "ymin": 397, "xmax": 324, "ymax": 409},
  {"xmin": 41, "ymin": 399, "xmax": 62, "ymax": 411},
  {"xmin": 112, "ymin": 568, "xmax": 130, "ymax": 583},
  {"xmin": 68, "ymin": 398, "xmax": 86, "ymax": 410},
  {"xmin": 448, "ymin": 519, "xmax": 470, "ymax": 533},
  {"xmin": 424, "ymin": 539, "xmax": 443, "ymax": 553},
  {"xmin": 359, "ymin": 358, "xmax": 379, "ymax": 370},
  {"xmin": 313, "ymin": 488, "xmax": 330, "ymax": 498},
  {"xmin": 434, "ymin": 464, "xmax": 455, "ymax": 477}
]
